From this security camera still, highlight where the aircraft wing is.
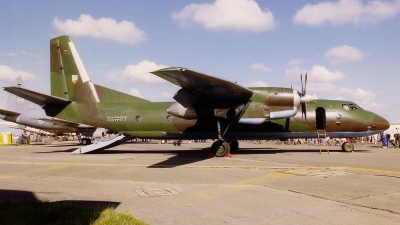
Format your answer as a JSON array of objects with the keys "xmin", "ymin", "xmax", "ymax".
[
  {"xmin": 151, "ymin": 67, "xmax": 253, "ymax": 108},
  {"xmin": 32, "ymin": 117, "xmax": 94, "ymax": 129},
  {"xmin": 0, "ymin": 108, "xmax": 20, "ymax": 116},
  {"xmin": 3, "ymin": 87, "xmax": 70, "ymax": 106}
]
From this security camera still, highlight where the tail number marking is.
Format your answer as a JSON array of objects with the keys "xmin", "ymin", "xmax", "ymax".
[{"xmin": 107, "ymin": 116, "xmax": 127, "ymax": 122}]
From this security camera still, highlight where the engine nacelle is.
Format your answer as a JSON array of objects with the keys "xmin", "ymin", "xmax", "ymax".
[
  {"xmin": 214, "ymin": 104, "xmax": 246, "ymax": 120},
  {"xmin": 167, "ymin": 103, "xmax": 198, "ymax": 119},
  {"xmin": 246, "ymin": 88, "xmax": 301, "ymax": 120},
  {"xmin": 267, "ymin": 88, "xmax": 300, "ymax": 119}
]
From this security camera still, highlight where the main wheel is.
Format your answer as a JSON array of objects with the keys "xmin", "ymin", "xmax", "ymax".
[
  {"xmin": 81, "ymin": 138, "xmax": 91, "ymax": 145},
  {"xmin": 228, "ymin": 140, "xmax": 239, "ymax": 152},
  {"xmin": 341, "ymin": 142, "xmax": 354, "ymax": 152},
  {"xmin": 211, "ymin": 141, "xmax": 230, "ymax": 157}
]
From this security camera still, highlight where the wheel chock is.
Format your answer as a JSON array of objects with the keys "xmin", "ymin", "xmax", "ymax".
[
  {"xmin": 208, "ymin": 153, "xmax": 216, "ymax": 158},
  {"xmin": 224, "ymin": 153, "xmax": 232, "ymax": 158}
]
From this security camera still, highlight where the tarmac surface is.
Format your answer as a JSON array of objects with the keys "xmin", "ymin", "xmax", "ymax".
[{"xmin": 1, "ymin": 140, "xmax": 400, "ymax": 225}]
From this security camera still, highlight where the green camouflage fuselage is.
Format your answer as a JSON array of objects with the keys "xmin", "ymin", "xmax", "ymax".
[{"xmin": 48, "ymin": 35, "xmax": 388, "ymax": 140}]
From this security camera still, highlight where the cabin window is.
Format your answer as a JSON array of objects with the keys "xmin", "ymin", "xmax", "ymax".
[
  {"xmin": 166, "ymin": 115, "xmax": 172, "ymax": 121},
  {"xmin": 135, "ymin": 115, "xmax": 141, "ymax": 122}
]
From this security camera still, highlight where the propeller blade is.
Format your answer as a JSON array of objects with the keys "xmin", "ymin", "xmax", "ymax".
[
  {"xmin": 304, "ymin": 73, "xmax": 307, "ymax": 95},
  {"xmin": 300, "ymin": 74, "xmax": 303, "ymax": 96},
  {"xmin": 301, "ymin": 102, "xmax": 307, "ymax": 123}
]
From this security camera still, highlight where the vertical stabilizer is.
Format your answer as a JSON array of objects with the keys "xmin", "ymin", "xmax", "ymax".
[
  {"xmin": 5, "ymin": 77, "xmax": 32, "ymax": 112},
  {"xmin": 50, "ymin": 35, "xmax": 100, "ymax": 103}
]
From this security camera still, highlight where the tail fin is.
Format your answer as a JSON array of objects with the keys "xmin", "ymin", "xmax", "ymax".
[
  {"xmin": 50, "ymin": 35, "xmax": 148, "ymax": 105},
  {"xmin": 5, "ymin": 77, "xmax": 42, "ymax": 113},
  {"xmin": 5, "ymin": 77, "xmax": 23, "ymax": 112},
  {"xmin": 50, "ymin": 35, "xmax": 100, "ymax": 103}
]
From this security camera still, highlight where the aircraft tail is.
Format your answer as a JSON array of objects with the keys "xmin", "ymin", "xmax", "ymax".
[{"xmin": 50, "ymin": 35, "xmax": 148, "ymax": 104}]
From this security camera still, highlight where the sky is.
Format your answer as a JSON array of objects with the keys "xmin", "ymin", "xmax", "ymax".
[{"xmin": 0, "ymin": 0, "xmax": 399, "ymax": 133}]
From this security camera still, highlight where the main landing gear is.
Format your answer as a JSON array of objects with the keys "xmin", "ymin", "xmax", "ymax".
[
  {"xmin": 341, "ymin": 142, "xmax": 354, "ymax": 152},
  {"xmin": 209, "ymin": 120, "xmax": 239, "ymax": 157}
]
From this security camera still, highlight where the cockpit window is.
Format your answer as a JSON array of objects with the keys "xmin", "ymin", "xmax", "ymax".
[{"xmin": 342, "ymin": 104, "xmax": 362, "ymax": 110}]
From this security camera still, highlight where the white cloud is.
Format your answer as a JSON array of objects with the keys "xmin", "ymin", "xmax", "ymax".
[
  {"xmin": 53, "ymin": 14, "xmax": 146, "ymax": 45},
  {"xmin": 325, "ymin": 45, "xmax": 364, "ymax": 64},
  {"xmin": 309, "ymin": 65, "xmax": 345, "ymax": 83},
  {"xmin": 0, "ymin": 65, "xmax": 36, "ymax": 82},
  {"xmin": 129, "ymin": 88, "xmax": 142, "ymax": 98},
  {"xmin": 284, "ymin": 65, "xmax": 345, "ymax": 93},
  {"xmin": 294, "ymin": 0, "xmax": 400, "ymax": 26},
  {"xmin": 285, "ymin": 66, "xmax": 308, "ymax": 81},
  {"xmin": 172, "ymin": 0, "xmax": 275, "ymax": 32},
  {"xmin": 107, "ymin": 60, "xmax": 168, "ymax": 84},
  {"xmin": 337, "ymin": 87, "xmax": 375, "ymax": 101},
  {"xmin": 246, "ymin": 81, "xmax": 268, "ymax": 87},
  {"xmin": 333, "ymin": 87, "xmax": 378, "ymax": 112},
  {"xmin": 250, "ymin": 63, "xmax": 271, "ymax": 73}
]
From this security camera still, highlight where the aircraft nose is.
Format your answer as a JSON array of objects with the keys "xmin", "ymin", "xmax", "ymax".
[{"xmin": 372, "ymin": 115, "xmax": 390, "ymax": 131}]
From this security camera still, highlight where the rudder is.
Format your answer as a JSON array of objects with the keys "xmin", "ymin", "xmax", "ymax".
[{"xmin": 50, "ymin": 35, "xmax": 100, "ymax": 103}]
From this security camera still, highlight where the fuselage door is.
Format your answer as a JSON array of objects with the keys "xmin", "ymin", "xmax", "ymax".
[{"xmin": 315, "ymin": 107, "xmax": 326, "ymax": 130}]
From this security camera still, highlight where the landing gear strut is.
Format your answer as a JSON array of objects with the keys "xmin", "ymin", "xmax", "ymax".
[{"xmin": 209, "ymin": 120, "xmax": 239, "ymax": 157}]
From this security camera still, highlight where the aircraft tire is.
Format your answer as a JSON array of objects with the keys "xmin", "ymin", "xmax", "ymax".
[
  {"xmin": 228, "ymin": 140, "xmax": 239, "ymax": 152},
  {"xmin": 81, "ymin": 138, "xmax": 91, "ymax": 145},
  {"xmin": 211, "ymin": 140, "xmax": 230, "ymax": 157},
  {"xmin": 341, "ymin": 142, "xmax": 354, "ymax": 152}
]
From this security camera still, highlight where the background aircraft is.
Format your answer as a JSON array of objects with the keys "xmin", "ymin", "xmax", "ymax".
[
  {"xmin": 0, "ymin": 77, "xmax": 107, "ymax": 144},
  {"xmin": 3, "ymin": 35, "xmax": 390, "ymax": 155}
]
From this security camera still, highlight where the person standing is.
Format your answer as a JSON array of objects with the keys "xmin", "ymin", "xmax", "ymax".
[
  {"xmin": 382, "ymin": 132, "xmax": 388, "ymax": 148},
  {"xmin": 395, "ymin": 128, "xmax": 400, "ymax": 148}
]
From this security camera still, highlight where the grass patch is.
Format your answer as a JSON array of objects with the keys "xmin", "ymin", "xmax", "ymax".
[{"xmin": 0, "ymin": 200, "xmax": 147, "ymax": 225}]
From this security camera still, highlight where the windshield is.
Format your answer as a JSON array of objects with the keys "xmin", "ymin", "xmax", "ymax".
[{"xmin": 342, "ymin": 103, "xmax": 362, "ymax": 110}]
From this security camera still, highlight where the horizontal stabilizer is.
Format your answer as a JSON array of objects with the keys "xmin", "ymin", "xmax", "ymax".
[
  {"xmin": 0, "ymin": 108, "xmax": 20, "ymax": 116},
  {"xmin": 3, "ymin": 87, "xmax": 70, "ymax": 106}
]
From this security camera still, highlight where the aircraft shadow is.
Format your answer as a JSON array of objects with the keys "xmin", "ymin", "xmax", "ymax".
[
  {"xmin": 101, "ymin": 148, "xmax": 213, "ymax": 168},
  {"xmin": 233, "ymin": 148, "xmax": 370, "ymax": 154},
  {"xmin": 35, "ymin": 145, "xmax": 370, "ymax": 168},
  {"xmin": 41, "ymin": 143, "xmax": 82, "ymax": 148},
  {"xmin": 0, "ymin": 189, "xmax": 120, "ymax": 224},
  {"xmin": 35, "ymin": 148, "xmax": 79, "ymax": 153}
]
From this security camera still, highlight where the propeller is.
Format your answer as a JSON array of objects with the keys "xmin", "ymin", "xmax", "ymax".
[{"xmin": 299, "ymin": 73, "xmax": 316, "ymax": 122}]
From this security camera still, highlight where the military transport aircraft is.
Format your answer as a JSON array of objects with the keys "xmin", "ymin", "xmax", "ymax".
[
  {"xmin": 3, "ymin": 35, "xmax": 390, "ymax": 156},
  {"xmin": 0, "ymin": 76, "xmax": 106, "ymax": 144}
]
